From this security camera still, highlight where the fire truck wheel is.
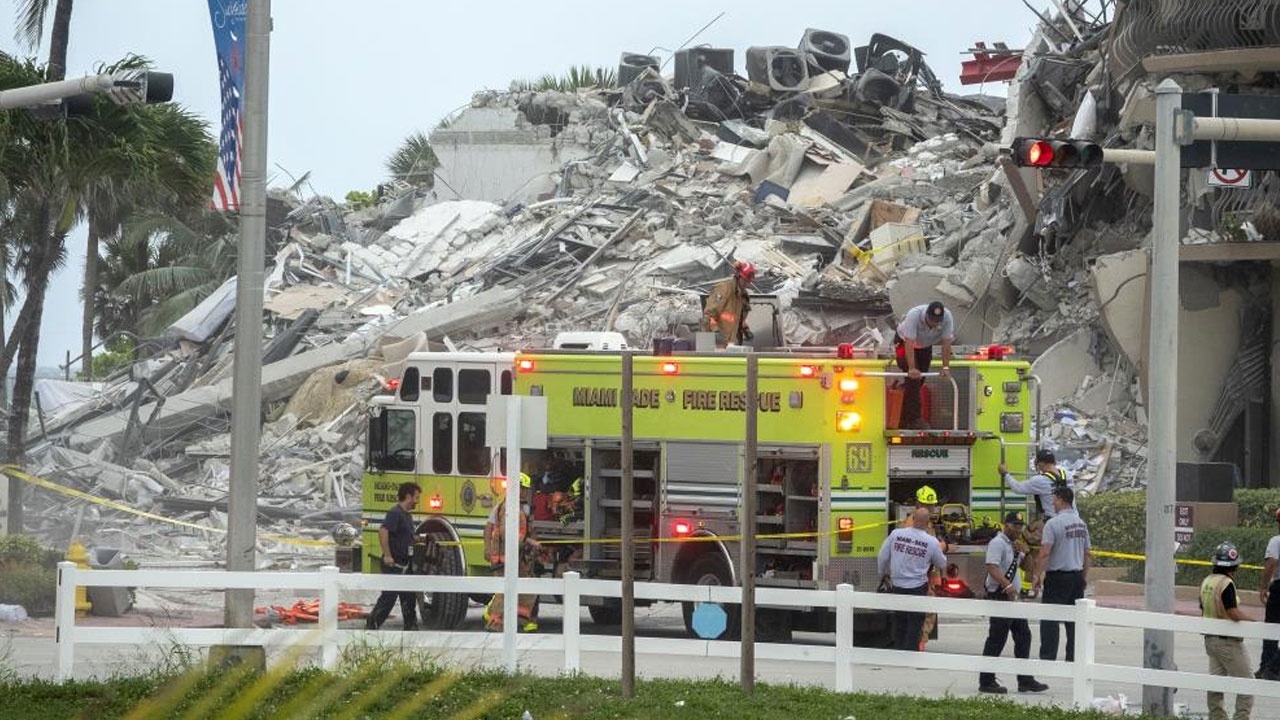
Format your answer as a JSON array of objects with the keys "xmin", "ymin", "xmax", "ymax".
[
  {"xmin": 588, "ymin": 601, "xmax": 623, "ymax": 626},
  {"xmin": 681, "ymin": 553, "xmax": 740, "ymax": 640},
  {"xmin": 414, "ymin": 530, "xmax": 468, "ymax": 630}
]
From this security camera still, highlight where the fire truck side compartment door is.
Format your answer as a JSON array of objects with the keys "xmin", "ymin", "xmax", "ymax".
[{"xmin": 664, "ymin": 442, "xmax": 740, "ymax": 513}]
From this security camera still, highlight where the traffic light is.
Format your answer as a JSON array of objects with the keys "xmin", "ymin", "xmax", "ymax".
[
  {"xmin": 1010, "ymin": 137, "xmax": 1103, "ymax": 169},
  {"xmin": 63, "ymin": 71, "xmax": 175, "ymax": 116}
]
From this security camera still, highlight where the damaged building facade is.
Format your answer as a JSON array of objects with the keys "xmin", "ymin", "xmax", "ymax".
[{"xmin": 3, "ymin": 0, "xmax": 1280, "ymax": 566}]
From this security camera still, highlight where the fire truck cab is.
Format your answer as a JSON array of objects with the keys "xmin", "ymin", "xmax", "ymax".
[{"xmin": 355, "ymin": 339, "xmax": 1036, "ymax": 642}]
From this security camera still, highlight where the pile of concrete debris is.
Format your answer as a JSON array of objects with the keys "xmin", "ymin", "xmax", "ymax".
[{"xmin": 11, "ymin": 1, "xmax": 1279, "ymax": 564}]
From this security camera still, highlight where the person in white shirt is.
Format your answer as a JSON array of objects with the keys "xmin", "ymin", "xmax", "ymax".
[
  {"xmin": 978, "ymin": 511, "xmax": 1049, "ymax": 695},
  {"xmin": 1258, "ymin": 507, "xmax": 1280, "ymax": 681},
  {"xmin": 878, "ymin": 507, "xmax": 947, "ymax": 652},
  {"xmin": 893, "ymin": 301, "xmax": 953, "ymax": 429},
  {"xmin": 998, "ymin": 448, "xmax": 1075, "ymax": 520}
]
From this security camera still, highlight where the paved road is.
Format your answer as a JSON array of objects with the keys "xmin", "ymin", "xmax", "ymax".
[{"xmin": 1, "ymin": 588, "xmax": 1275, "ymax": 719}]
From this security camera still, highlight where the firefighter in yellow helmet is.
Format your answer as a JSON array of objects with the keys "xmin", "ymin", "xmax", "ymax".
[
  {"xmin": 483, "ymin": 472, "xmax": 541, "ymax": 632},
  {"xmin": 911, "ymin": 484, "xmax": 949, "ymax": 651}
]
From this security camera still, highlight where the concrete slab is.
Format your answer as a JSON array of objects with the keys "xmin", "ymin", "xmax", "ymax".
[
  {"xmin": 887, "ymin": 266, "xmax": 951, "ymax": 320},
  {"xmin": 66, "ymin": 289, "xmax": 522, "ymax": 453},
  {"xmin": 67, "ymin": 340, "xmax": 365, "ymax": 452},
  {"xmin": 1177, "ymin": 286, "xmax": 1243, "ymax": 461},
  {"xmin": 1091, "ymin": 249, "xmax": 1147, "ymax": 368},
  {"xmin": 1029, "ymin": 329, "xmax": 1102, "ymax": 407}
]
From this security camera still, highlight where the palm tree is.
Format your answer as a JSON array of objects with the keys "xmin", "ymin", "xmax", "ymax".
[
  {"xmin": 0, "ymin": 54, "xmax": 214, "ymax": 534},
  {"xmin": 16, "ymin": 0, "xmax": 74, "ymax": 81},
  {"xmin": 386, "ymin": 131, "xmax": 439, "ymax": 188},
  {"xmin": 78, "ymin": 76, "xmax": 216, "ymax": 377},
  {"xmin": 98, "ymin": 209, "xmax": 237, "ymax": 340}
]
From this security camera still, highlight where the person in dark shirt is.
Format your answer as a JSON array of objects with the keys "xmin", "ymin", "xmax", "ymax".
[{"xmin": 366, "ymin": 482, "xmax": 421, "ymax": 630}]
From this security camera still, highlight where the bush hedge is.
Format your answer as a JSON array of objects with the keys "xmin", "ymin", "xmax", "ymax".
[
  {"xmin": 0, "ymin": 565, "xmax": 57, "ymax": 615},
  {"xmin": 1174, "ymin": 526, "xmax": 1275, "ymax": 590},
  {"xmin": 0, "ymin": 535, "xmax": 61, "ymax": 615},
  {"xmin": 1234, "ymin": 488, "xmax": 1280, "ymax": 528},
  {"xmin": 1077, "ymin": 489, "xmax": 1145, "ymax": 565}
]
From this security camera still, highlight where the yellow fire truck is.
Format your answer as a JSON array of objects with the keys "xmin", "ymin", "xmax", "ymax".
[{"xmin": 350, "ymin": 337, "xmax": 1037, "ymax": 642}]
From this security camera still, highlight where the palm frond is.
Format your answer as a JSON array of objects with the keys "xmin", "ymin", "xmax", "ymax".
[
  {"xmin": 14, "ymin": 0, "xmax": 49, "ymax": 51},
  {"xmin": 385, "ymin": 131, "xmax": 439, "ymax": 187}
]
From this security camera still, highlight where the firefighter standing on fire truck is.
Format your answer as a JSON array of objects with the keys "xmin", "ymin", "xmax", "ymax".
[
  {"xmin": 702, "ymin": 261, "xmax": 755, "ymax": 345},
  {"xmin": 483, "ymin": 472, "xmax": 541, "ymax": 632}
]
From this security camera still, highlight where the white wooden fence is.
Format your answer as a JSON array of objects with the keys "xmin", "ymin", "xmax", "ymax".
[{"xmin": 55, "ymin": 562, "xmax": 1280, "ymax": 708}]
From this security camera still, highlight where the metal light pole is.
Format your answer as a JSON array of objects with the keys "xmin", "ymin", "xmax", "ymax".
[
  {"xmin": 1142, "ymin": 77, "xmax": 1181, "ymax": 717},
  {"xmin": 621, "ymin": 352, "xmax": 636, "ymax": 697},
  {"xmin": 225, "ymin": 0, "xmax": 270, "ymax": 629},
  {"xmin": 740, "ymin": 355, "xmax": 758, "ymax": 692}
]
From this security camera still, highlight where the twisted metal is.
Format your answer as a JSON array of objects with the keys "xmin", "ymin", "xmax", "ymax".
[{"xmin": 1110, "ymin": 0, "xmax": 1280, "ymax": 79}]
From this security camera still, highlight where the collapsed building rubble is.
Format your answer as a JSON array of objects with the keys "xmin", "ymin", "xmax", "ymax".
[{"xmin": 8, "ymin": 0, "xmax": 1280, "ymax": 567}]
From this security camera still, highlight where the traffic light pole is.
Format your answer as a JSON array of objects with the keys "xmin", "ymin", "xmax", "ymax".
[
  {"xmin": 1007, "ymin": 80, "xmax": 1280, "ymax": 717},
  {"xmin": 0, "ymin": 74, "xmax": 114, "ymax": 110},
  {"xmin": 0, "ymin": 71, "xmax": 173, "ymax": 111},
  {"xmin": 1143, "ymin": 78, "xmax": 1181, "ymax": 719}
]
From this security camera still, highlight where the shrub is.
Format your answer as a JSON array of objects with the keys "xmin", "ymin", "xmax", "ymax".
[
  {"xmin": 1175, "ymin": 526, "xmax": 1274, "ymax": 590},
  {"xmin": 1234, "ymin": 488, "xmax": 1280, "ymax": 528},
  {"xmin": 1078, "ymin": 490, "xmax": 1146, "ymax": 566},
  {"xmin": 0, "ymin": 534, "xmax": 59, "ymax": 570},
  {"xmin": 344, "ymin": 189, "xmax": 376, "ymax": 210},
  {"xmin": 0, "ymin": 565, "xmax": 57, "ymax": 615}
]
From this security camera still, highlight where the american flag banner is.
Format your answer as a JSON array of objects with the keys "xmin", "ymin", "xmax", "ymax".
[{"xmin": 208, "ymin": 0, "xmax": 247, "ymax": 212}]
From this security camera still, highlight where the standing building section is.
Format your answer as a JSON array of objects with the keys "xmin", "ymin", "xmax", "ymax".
[{"xmin": 356, "ymin": 345, "xmax": 1035, "ymax": 641}]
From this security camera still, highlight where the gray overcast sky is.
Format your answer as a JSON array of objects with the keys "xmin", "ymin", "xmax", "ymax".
[{"xmin": 0, "ymin": 0, "xmax": 1042, "ymax": 367}]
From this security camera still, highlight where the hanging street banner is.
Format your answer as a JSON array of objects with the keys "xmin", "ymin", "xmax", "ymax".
[{"xmin": 207, "ymin": 0, "xmax": 247, "ymax": 211}]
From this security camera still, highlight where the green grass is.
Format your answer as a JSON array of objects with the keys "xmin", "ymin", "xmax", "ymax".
[{"xmin": 0, "ymin": 660, "xmax": 1132, "ymax": 720}]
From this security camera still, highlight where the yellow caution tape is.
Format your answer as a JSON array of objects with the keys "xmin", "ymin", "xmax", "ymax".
[
  {"xmin": 1090, "ymin": 548, "xmax": 1265, "ymax": 572},
  {"xmin": 441, "ymin": 517, "xmax": 906, "ymax": 547},
  {"xmin": 0, "ymin": 464, "xmax": 332, "ymax": 549}
]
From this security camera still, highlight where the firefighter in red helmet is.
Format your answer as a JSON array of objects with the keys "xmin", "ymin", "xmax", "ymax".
[{"xmin": 703, "ymin": 261, "xmax": 755, "ymax": 346}]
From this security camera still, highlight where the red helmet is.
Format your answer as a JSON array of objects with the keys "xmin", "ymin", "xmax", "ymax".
[{"xmin": 734, "ymin": 261, "xmax": 757, "ymax": 281}]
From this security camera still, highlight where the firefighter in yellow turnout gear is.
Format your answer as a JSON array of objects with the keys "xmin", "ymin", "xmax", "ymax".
[{"xmin": 483, "ymin": 472, "xmax": 542, "ymax": 632}]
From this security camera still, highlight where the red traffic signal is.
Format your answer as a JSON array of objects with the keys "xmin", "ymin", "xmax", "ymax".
[{"xmin": 1010, "ymin": 137, "xmax": 1103, "ymax": 169}]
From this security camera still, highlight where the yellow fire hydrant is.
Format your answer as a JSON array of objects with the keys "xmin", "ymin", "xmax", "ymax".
[{"xmin": 65, "ymin": 541, "xmax": 93, "ymax": 617}]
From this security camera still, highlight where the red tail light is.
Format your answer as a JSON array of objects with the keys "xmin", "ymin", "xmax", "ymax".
[
  {"xmin": 517, "ymin": 358, "xmax": 535, "ymax": 372},
  {"xmin": 384, "ymin": 378, "xmax": 401, "ymax": 391},
  {"xmin": 945, "ymin": 580, "xmax": 964, "ymax": 592},
  {"xmin": 672, "ymin": 519, "xmax": 693, "ymax": 536}
]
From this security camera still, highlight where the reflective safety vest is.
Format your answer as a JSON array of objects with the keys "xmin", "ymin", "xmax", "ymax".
[
  {"xmin": 1036, "ymin": 468, "xmax": 1069, "ymax": 515},
  {"xmin": 1200, "ymin": 573, "xmax": 1233, "ymax": 620}
]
